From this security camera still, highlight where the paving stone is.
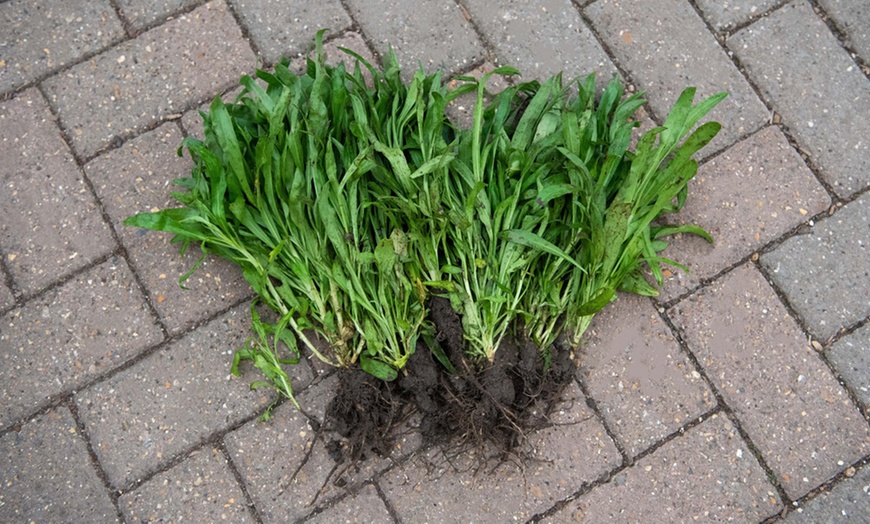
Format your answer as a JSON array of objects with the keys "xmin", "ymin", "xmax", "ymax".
[
  {"xmin": 669, "ymin": 263, "xmax": 870, "ymax": 499},
  {"xmin": 305, "ymin": 484, "xmax": 392, "ymax": 524},
  {"xmin": 86, "ymin": 123, "xmax": 251, "ymax": 334},
  {"xmin": 225, "ymin": 376, "xmax": 405, "ymax": 522},
  {"xmin": 0, "ymin": 258, "xmax": 162, "ymax": 430},
  {"xmin": 0, "ymin": 0, "xmax": 124, "ymax": 95},
  {"xmin": 827, "ymin": 323, "xmax": 870, "ymax": 408},
  {"xmin": 463, "ymin": 0, "xmax": 618, "ymax": 85},
  {"xmin": 817, "ymin": 0, "xmax": 870, "ymax": 64},
  {"xmin": 585, "ymin": 0, "xmax": 769, "ymax": 154},
  {"xmin": 0, "ymin": 279, "xmax": 15, "ymax": 312},
  {"xmin": 344, "ymin": 0, "xmax": 484, "ymax": 79},
  {"xmin": 228, "ymin": 0, "xmax": 352, "ymax": 65},
  {"xmin": 761, "ymin": 193, "xmax": 870, "ymax": 342},
  {"xmin": 42, "ymin": 0, "xmax": 255, "ymax": 159},
  {"xmin": 578, "ymin": 294, "xmax": 715, "ymax": 457},
  {"xmin": 380, "ymin": 382, "xmax": 621, "ymax": 522},
  {"xmin": 694, "ymin": 0, "xmax": 784, "ymax": 32},
  {"xmin": 784, "ymin": 463, "xmax": 870, "ymax": 523},
  {"xmin": 729, "ymin": 1, "xmax": 870, "ymax": 197},
  {"xmin": 658, "ymin": 126, "xmax": 830, "ymax": 302},
  {"xmin": 0, "ymin": 407, "xmax": 118, "ymax": 523},
  {"xmin": 115, "ymin": 0, "xmax": 202, "ymax": 30},
  {"xmin": 0, "ymin": 89, "xmax": 116, "ymax": 295},
  {"xmin": 549, "ymin": 413, "xmax": 781, "ymax": 523},
  {"xmin": 119, "ymin": 446, "xmax": 255, "ymax": 523},
  {"xmin": 76, "ymin": 304, "xmax": 307, "ymax": 489}
]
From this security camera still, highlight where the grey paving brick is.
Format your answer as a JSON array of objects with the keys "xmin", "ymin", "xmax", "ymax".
[
  {"xmin": 119, "ymin": 446, "xmax": 255, "ymax": 523},
  {"xmin": 116, "ymin": 0, "xmax": 202, "ymax": 30},
  {"xmin": 344, "ymin": 0, "xmax": 484, "ymax": 78},
  {"xmin": 578, "ymin": 294, "xmax": 715, "ymax": 456},
  {"xmin": 0, "ymin": 279, "xmax": 14, "ymax": 312},
  {"xmin": 228, "ymin": 0, "xmax": 352, "ymax": 65},
  {"xmin": 669, "ymin": 263, "xmax": 870, "ymax": 499},
  {"xmin": 818, "ymin": 0, "xmax": 870, "ymax": 64},
  {"xmin": 585, "ymin": 0, "xmax": 769, "ymax": 154},
  {"xmin": 86, "ymin": 123, "xmax": 251, "ymax": 334},
  {"xmin": 380, "ymin": 382, "xmax": 621, "ymax": 522},
  {"xmin": 76, "ymin": 303, "xmax": 306, "ymax": 488},
  {"xmin": 784, "ymin": 464, "xmax": 870, "ymax": 523},
  {"xmin": 549, "ymin": 413, "xmax": 781, "ymax": 523},
  {"xmin": 463, "ymin": 0, "xmax": 618, "ymax": 84},
  {"xmin": 0, "ymin": 407, "xmax": 118, "ymax": 523},
  {"xmin": 0, "ymin": 88, "xmax": 116, "ymax": 295},
  {"xmin": 42, "ymin": 0, "xmax": 255, "ymax": 159},
  {"xmin": 827, "ymin": 323, "xmax": 870, "ymax": 408},
  {"xmin": 0, "ymin": 0, "xmax": 124, "ymax": 95},
  {"xmin": 0, "ymin": 258, "xmax": 162, "ymax": 430},
  {"xmin": 695, "ymin": 0, "xmax": 785, "ymax": 32},
  {"xmin": 729, "ymin": 1, "xmax": 870, "ymax": 197},
  {"xmin": 306, "ymin": 484, "xmax": 392, "ymax": 524},
  {"xmin": 658, "ymin": 126, "xmax": 830, "ymax": 302},
  {"xmin": 761, "ymin": 192, "xmax": 870, "ymax": 341}
]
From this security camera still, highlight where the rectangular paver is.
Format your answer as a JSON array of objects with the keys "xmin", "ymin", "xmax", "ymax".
[
  {"xmin": 0, "ymin": 0, "xmax": 124, "ymax": 95},
  {"xmin": 761, "ymin": 192, "xmax": 870, "ymax": 341},
  {"xmin": 0, "ymin": 258, "xmax": 163, "ymax": 430},
  {"xmin": 42, "ymin": 0, "xmax": 255, "ymax": 159},
  {"xmin": 86, "ymin": 122, "xmax": 251, "ymax": 334},
  {"xmin": 306, "ymin": 484, "xmax": 392, "ymax": 524},
  {"xmin": 76, "ymin": 303, "xmax": 306, "ymax": 489},
  {"xmin": 0, "ymin": 407, "xmax": 118, "ymax": 523},
  {"xmin": 730, "ymin": 1, "xmax": 870, "ymax": 197},
  {"xmin": 827, "ymin": 323, "xmax": 870, "ymax": 408},
  {"xmin": 0, "ymin": 88, "xmax": 116, "ymax": 295},
  {"xmin": 658, "ymin": 126, "xmax": 830, "ymax": 301},
  {"xmin": 817, "ymin": 0, "xmax": 870, "ymax": 64},
  {"xmin": 115, "ymin": 0, "xmax": 202, "ymax": 30},
  {"xmin": 549, "ymin": 414, "xmax": 781, "ymax": 523},
  {"xmin": 585, "ymin": 0, "xmax": 769, "ymax": 153},
  {"xmin": 463, "ymin": 0, "xmax": 618, "ymax": 84},
  {"xmin": 785, "ymin": 464, "xmax": 870, "ymax": 523},
  {"xmin": 120, "ymin": 446, "xmax": 255, "ymax": 523},
  {"xmin": 670, "ymin": 263, "xmax": 870, "ymax": 499},
  {"xmin": 695, "ymin": 0, "xmax": 785, "ymax": 32},
  {"xmin": 578, "ymin": 295, "xmax": 715, "ymax": 456},
  {"xmin": 344, "ymin": 0, "xmax": 484, "ymax": 78},
  {"xmin": 0, "ymin": 279, "xmax": 14, "ymax": 312},
  {"xmin": 380, "ymin": 382, "xmax": 621, "ymax": 522},
  {"xmin": 228, "ymin": 0, "xmax": 352, "ymax": 64}
]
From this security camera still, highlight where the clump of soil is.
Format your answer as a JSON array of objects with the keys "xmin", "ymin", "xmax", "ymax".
[{"xmin": 321, "ymin": 296, "xmax": 577, "ymax": 463}]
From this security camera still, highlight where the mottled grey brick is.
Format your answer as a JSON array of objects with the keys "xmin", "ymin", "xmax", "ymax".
[
  {"xmin": 228, "ymin": 0, "xmax": 352, "ymax": 64},
  {"xmin": 344, "ymin": 0, "xmax": 484, "ymax": 78},
  {"xmin": 695, "ymin": 0, "xmax": 785, "ymax": 32},
  {"xmin": 670, "ymin": 263, "xmax": 870, "ymax": 499},
  {"xmin": 761, "ymin": 193, "xmax": 870, "ymax": 341},
  {"xmin": 86, "ymin": 123, "xmax": 251, "ymax": 334},
  {"xmin": 0, "ymin": 89, "xmax": 116, "ymax": 294},
  {"xmin": 116, "ymin": 0, "xmax": 202, "ymax": 30},
  {"xmin": 730, "ymin": 1, "xmax": 870, "ymax": 197},
  {"xmin": 0, "ymin": 0, "xmax": 124, "ymax": 95},
  {"xmin": 0, "ymin": 279, "xmax": 14, "ymax": 312},
  {"xmin": 579, "ymin": 295, "xmax": 715, "ymax": 456},
  {"xmin": 0, "ymin": 407, "xmax": 119, "ymax": 523},
  {"xmin": 120, "ymin": 447, "xmax": 255, "ymax": 523},
  {"xmin": 76, "ymin": 304, "xmax": 306, "ymax": 488},
  {"xmin": 817, "ymin": 0, "xmax": 870, "ymax": 63},
  {"xmin": 306, "ymin": 484, "xmax": 392, "ymax": 524},
  {"xmin": 658, "ymin": 126, "xmax": 830, "ymax": 301},
  {"xmin": 827, "ymin": 323, "xmax": 870, "ymax": 408},
  {"xmin": 551, "ymin": 414, "xmax": 781, "ymax": 523},
  {"xmin": 463, "ymin": 0, "xmax": 618, "ymax": 84},
  {"xmin": 42, "ymin": 0, "xmax": 255, "ymax": 159},
  {"xmin": 784, "ymin": 464, "xmax": 870, "ymax": 523},
  {"xmin": 585, "ymin": 0, "xmax": 769, "ymax": 154},
  {"xmin": 0, "ymin": 258, "xmax": 163, "ymax": 430}
]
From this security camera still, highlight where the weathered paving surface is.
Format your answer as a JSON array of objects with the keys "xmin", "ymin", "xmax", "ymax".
[{"xmin": 1, "ymin": 0, "xmax": 868, "ymax": 522}]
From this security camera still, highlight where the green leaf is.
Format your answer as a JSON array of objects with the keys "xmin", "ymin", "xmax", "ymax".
[{"xmin": 360, "ymin": 354, "xmax": 398, "ymax": 381}]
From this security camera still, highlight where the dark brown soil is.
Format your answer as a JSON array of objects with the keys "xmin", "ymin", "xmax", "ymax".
[{"xmin": 321, "ymin": 296, "xmax": 577, "ymax": 463}]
